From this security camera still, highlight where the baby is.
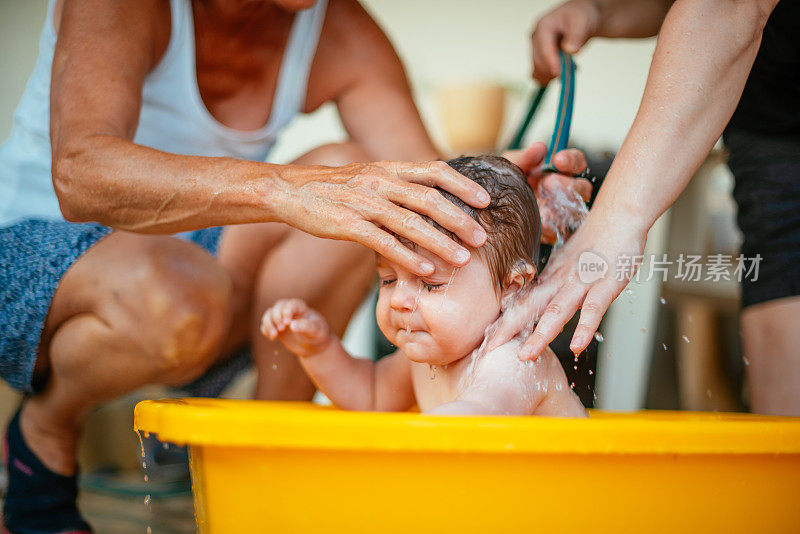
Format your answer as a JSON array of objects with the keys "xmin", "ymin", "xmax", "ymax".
[{"xmin": 261, "ymin": 156, "xmax": 586, "ymax": 417}]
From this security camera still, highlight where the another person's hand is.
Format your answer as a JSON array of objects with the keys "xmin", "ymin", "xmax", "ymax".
[
  {"xmin": 531, "ymin": 0, "xmax": 600, "ymax": 85},
  {"xmin": 280, "ymin": 160, "xmax": 490, "ymax": 276},
  {"xmin": 483, "ymin": 206, "xmax": 648, "ymax": 359},
  {"xmin": 503, "ymin": 142, "xmax": 592, "ymax": 244},
  {"xmin": 261, "ymin": 299, "xmax": 332, "ymax": 358}
]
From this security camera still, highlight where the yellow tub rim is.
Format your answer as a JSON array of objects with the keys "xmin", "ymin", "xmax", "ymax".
[{"xmin": 134, "ymin": 398, "xmax": 800, "ymax": 455}]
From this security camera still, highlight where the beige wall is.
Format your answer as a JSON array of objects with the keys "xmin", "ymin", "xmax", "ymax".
[{"xmin": 0, "ymin": 0, "xmax": 48, "ymax": 142}]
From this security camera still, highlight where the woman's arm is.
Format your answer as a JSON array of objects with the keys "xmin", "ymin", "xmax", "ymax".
[
  {"xmin": 531, "ymin": 0, "xmax": 674, "ymax": 84},
  {"xmin": 488, "ymin": 0, "xmax": 779, "ymax": 358},
  {"xmin": 49, "ymin": 0, "xmax": 491, "ymax": 275}
]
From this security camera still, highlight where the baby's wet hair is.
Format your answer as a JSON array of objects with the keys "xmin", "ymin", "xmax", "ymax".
[{"xmin": 408, "ymin": 155, "xmax": 541, "ymax": 290}]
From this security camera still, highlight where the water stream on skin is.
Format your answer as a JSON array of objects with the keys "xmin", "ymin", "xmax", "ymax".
[
  {"xmin": 437, "ymin": 268, "xmax": 459, "ymax": 315},
  {"xmin": 406, "ymin": 283, "xmax": 423, "ymax": 335}
]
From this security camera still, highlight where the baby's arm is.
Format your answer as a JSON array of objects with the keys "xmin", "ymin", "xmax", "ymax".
[
  {"xmin": 261, "ymin": 299, "xmax": 415, "ymax": 412},
  {"xmin": 427, "ymin": 341, "xmax": 586, "ymax": 417}
]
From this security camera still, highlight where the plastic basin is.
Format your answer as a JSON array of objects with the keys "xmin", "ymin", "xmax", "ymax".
[{"xmin": 134, "ymin": 399, "xmax": 800, "ymax": 533}]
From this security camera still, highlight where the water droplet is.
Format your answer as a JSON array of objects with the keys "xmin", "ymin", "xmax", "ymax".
[
  {"xmin": 142, "ymin": 461, "xmax": 147, "ymax": 470},
  {"xmin": 162, "ymin": 442, "xmax": 169, "ymax": 450},
  {"xmin": 688, "ymin": 315, "xmax": 693, "ymax": 323},
  {"xmin": 570, "ymin": 382, "xmax": 575, "ymax": 389},
  {"xmin": 588, "ymin": 369, "xmax": 593, "ymax": 375},
  {"xmin": 271, "ymin": 363, "xmax": 277, "ymax": 371},
  {"xmin": 147, "ymin": 527, "xmax": 152, "ymax": 534},
  {"xmin": 144, "ymin": 495, "xmax": 151, "ymax": 506},
  {"xmin": 706, "ymin": 389, "xmax": 712, "ymax": 399},
  {"xmin": 662, "ymin": 343, "xmax": 668, "ymax": 351},
  {"xmin": 143, "ymin": 475, "xmax": 149, "ymax": 483},
  {"xmin": 573, "ymin": 365, "xmax": 578, "ymax": 371},
  {"xmin": 682, "ymin": 335, "xmax": 690, "ymax": 343},
  {"xmin": 429, "ymin": 364, "xmax": 437, "ymax": 380},
  {"xmin": 574, "ymin": 355, "xmax": 579, "ymax": 362},
  {"xmin": 625, "ymin": 288, "xmax": 633, "ymax": 295},
  {"xmin": 743, "ymin": 356, "xmax": 750, "ymax": 366},
  {"xmin": 659, "ymin": 297, "xmax": 666, "ymax": 305},
  {"xmin": 593, "ymin": 332, "xmax": 604, "ymax": 343}
]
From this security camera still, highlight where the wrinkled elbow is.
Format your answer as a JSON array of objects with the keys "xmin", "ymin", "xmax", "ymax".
[{"xmin": 52, "ymin": 144, "xmax": 91, "ymax": 222}]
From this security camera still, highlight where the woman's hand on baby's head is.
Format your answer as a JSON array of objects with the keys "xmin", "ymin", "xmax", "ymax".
[{"xmin": 260, "ymin": 299, "xmax": 332, "ymax": 357}]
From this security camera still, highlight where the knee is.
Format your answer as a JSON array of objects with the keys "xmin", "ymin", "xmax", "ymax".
[
  {"xmin": 117, "ymin": 237, "xmax": 232, "ymax": 383},
  {"xmin": 293, "ymin": 142, "xmax": 371, "ymax": 167}
]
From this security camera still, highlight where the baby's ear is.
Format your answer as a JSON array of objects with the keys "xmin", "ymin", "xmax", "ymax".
[{"xmin": 501, "ymin": 261, "xmax": 537, "ymax": 306}]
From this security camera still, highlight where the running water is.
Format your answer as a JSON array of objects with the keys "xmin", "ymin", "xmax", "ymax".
[
  {"xmin": 437, "ymin": 267, "xmax": 459, "ymax": 314},
  {"xmin": 406, "ymin": 283, "xmax": 424, "ymax": 334},
  {"xmin": 544, "ymin": 187, "xmax": 589, "ymax": 251}
]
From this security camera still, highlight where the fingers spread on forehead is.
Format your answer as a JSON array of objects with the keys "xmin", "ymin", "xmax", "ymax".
[
  {"xmin": 372, "ymin": 202, "xmax": 472, "ymax": 267},
  {"xmin": 551, "ymin": 148, "xmax": 587, "ymax": 176},
  {"xmin": 395, "ymin": 161, "xmax": 490, "ymax": 209},
  {"xmin": 355, "ymin": 222, "xmax": 435, "ymax": 276},
  {"xmin": 383, "ymin": 180, "xmax": 485, "ymax": 249}
]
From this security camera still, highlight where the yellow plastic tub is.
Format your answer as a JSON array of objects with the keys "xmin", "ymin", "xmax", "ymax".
[{"xmin": 134, "ymin": 399, "xmax": 800, "ymax": 533}]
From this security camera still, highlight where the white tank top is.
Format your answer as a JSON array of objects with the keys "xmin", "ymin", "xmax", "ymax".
[{"xmin": 0, "ymin": 0, "xmax": 328, "ymax": 227}]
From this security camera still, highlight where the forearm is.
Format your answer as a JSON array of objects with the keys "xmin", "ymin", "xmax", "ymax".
[
  {"xmin": 590, "ymin": 0, "xmax": 776, "ymax": 232},
  {"xmin": 590, "ymin": 0, "xmax": 673, "ymax": 39},
  {"xmin": 293, "ymin": 337, "xmax": 378, "ymax": 411},
  {"xmin": 51, "ymin": 134, "xmax": 304, "ymax": 232}
]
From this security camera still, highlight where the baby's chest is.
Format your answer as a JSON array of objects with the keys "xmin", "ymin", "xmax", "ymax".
[{"xmin": 409, "ymin": 363, "xmax": 463, "ymax": 412}]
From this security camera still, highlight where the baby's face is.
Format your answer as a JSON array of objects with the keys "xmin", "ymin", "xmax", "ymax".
[{"xmin": 375, "ymin": 248, "xmax": 501, "ymax": 366}]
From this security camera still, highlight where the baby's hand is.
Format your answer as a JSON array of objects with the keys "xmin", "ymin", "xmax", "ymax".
[{"xmin": 260, "ymin": 299, "xmax": 332, "ymax": 357}]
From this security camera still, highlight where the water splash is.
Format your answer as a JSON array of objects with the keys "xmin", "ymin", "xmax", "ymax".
[{"xmin": 543, "ymin": 187, "xmax": 589, "ymax": 251}]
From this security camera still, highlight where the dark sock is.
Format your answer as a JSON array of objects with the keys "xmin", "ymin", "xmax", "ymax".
[{"xmin": 2, "ymin": 406, "xmax": 92, "ymax": 534}]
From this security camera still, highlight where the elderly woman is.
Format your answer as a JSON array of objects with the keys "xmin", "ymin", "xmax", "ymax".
[{"xmin": 0, "ymin": 0, "xmax": 588, "ymax": 531}]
